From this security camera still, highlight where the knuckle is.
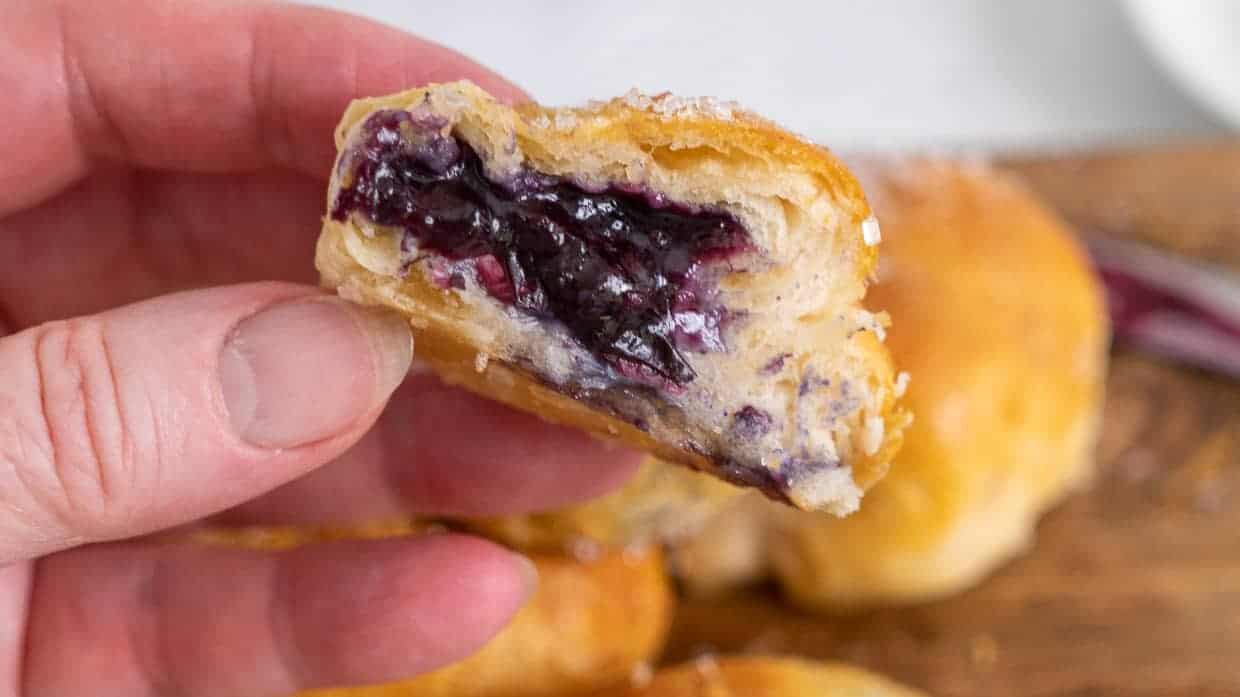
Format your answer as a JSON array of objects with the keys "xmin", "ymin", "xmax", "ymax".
[{"xmin": 14, "ymin": 318, "xmax": 135, "ymax": 534}]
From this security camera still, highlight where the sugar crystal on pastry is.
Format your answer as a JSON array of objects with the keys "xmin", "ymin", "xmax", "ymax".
[{"xmin": 861, "ymin": 214, "xmax": 882, "ymax": 246}]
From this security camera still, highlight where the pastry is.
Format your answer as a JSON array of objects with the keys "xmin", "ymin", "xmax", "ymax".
[
  {"xmin": 592, "ymin": 655, "xmax": 927, "ymax": 697},
  {"xmin": 196, "ymin": 524, "xmax": 674, "ymax": 697},
  {"xmin": 665, "ymin": 491, "xmax": 775, "ymax": 596},
  {"xmin": 315, "ymin": 81, "xmax": 908, "ymax": 513},
  {"xmin": 671, "ymin": 158, "xmax": 1109, "ymax": 607},
  {"xmin": 461, "ymin": 456, "xmax": 743, "ymax": 552},
  {"xmin": 768, "ymin": 158, "xmax": 1108, "ymax": 608}
]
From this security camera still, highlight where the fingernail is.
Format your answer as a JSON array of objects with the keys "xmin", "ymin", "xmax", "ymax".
[
  {"xmin": 219, "ymin": 297, "xmax": 412, "ymax": 448},
  {"xmin": 513, "ymin": 553, "xmax": 539, "ymax": 601}
]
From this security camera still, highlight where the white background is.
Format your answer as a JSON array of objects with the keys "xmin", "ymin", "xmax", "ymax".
[{"xmin": 302, "ymin": 0, "xmax": 1229, "ymax": 152}]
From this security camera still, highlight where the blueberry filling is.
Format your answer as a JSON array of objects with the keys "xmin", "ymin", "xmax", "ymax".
[
  {"xmin": 760, "ymin": 352, "xmax": 792, "ymax": 376},
  {"xmin": 798, "ymin": 368, "xmax": 829, "ymax": 397},
  {"xmin": 331, "ymin": 109, "xmax": 753, "ymax": 388},
  {"xmin": 732, "ymin": 405, "xmax": 774, "ymax": 439}
]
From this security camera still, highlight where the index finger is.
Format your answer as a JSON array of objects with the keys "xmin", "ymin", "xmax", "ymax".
[{"xmin": 0, "ymin": 0, "xmax": 524, "ymax": 215}]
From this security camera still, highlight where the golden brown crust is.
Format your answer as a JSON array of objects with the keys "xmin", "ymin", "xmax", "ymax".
[
  {"xmin": 671, "ymin": 157, "xmax": 1109, "ymax": 607},
  {"xmin": 194, "ymin": 525, "xmax": 674, "ymax": 697},
  {"xmin": 591, "ymin": 656, "xmax": 928, "ymax": 697},
  {"xmin": 315, "ymin": 81, "xmax": 908, "ymax": 514}
]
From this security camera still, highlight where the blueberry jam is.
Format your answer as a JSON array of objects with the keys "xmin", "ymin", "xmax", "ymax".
[
  {"xmin": 732, "ymin": 405, "xmax": 774, "ymax": 439},
  {"xmin": 332, "ymin": 109, "xmax": 753, "ymax": 388}
]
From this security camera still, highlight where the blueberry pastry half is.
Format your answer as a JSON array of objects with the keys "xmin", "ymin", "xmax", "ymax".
[{"xmin": 316, "ymin": 82, "xmax": 908, "ymax": 513}]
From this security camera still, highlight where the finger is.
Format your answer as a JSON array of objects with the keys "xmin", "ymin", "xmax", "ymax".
[
  {"xmin": 0, "ymin": 0, "xmax": 525, "ymax": 216},
  {"xmin": 0, "ymin": 561, "xmax": 32, "ymax": 696},
  {"xmin": 22, "ymin": 534, "xmax": 533, "ymax": 697},
  {"xmin": 0, "ymin": 167, "xmax": 324, "ymax": 329},
  {"xmin": 0, "ymin": 283, "xmax": 412, "ymax": 563},
  {"xmin": 222, "ymin": 370, "xmax": 645, "ymax": 525}
]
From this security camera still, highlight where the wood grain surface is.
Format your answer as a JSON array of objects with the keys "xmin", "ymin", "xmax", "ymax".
[
  {"xmin": 662, "ymin": 145, "xmax": 1240, "ymax": 697},
  {"xmin": 1000, "ymin": 140, "xmax": 1240, "ymax": 270}
]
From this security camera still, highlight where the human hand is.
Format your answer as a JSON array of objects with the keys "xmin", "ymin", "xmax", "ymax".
[{"xmin": 0, "ymin": 1, "xmax": 640, "ymax": 695}]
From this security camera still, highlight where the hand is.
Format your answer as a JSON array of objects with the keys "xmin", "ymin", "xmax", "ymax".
[{"xmin": 0, "ymin": 2, "xmax": 640, "ymax": 695}]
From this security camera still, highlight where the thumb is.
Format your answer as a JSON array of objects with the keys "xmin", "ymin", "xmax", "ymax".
[{"xmin": 0, "ymin": 283, "xmax": 411, "ymax": 563}]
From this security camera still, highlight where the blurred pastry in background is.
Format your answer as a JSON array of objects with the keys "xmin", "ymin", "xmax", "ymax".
[
  {"xmin": 591, "ymin": 655, "xmax": 927, "ymax": 697},
  {"xmin": 672, "ymin": 157, "xmax": 1109, "ymax": 608},
  {"xmin": 197, "ymin": 525, "xmax": 674, "ymax": 697},
  {"xmin": 768, "ymin": 158, "xmax": 1108, "ymax": 609},
  {"xmin": 665, "ymin": 491, "xmax": 773, "ymax": 596}
]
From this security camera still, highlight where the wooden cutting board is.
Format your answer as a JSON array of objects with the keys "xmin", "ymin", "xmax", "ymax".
[{"xmin": 663, "ymin": 142, "xmax": 1240, "ymax": 697}]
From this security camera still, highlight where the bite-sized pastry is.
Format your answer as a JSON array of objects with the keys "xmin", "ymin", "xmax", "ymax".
[
  {"xmin": 196, "ymin": 525, "xmax": 674, "ymax": 697},
  {"xmin": 591, "ymin": 655, "xmax": 928, "ymax": 697},
  {"xmin": 316, "ymin": 81, "xmax": 908, "ymax": 514},
  {"xmin": 767, "ymin": 158, "xmax": 1110, "ymax": 608},
  {"xmin": 462, "ymin": 456, "xmax": 743, "ymax": 552},
  {"xmin": 667, "ymin": 158, "xmax": 1109, "ymax": 606}
]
